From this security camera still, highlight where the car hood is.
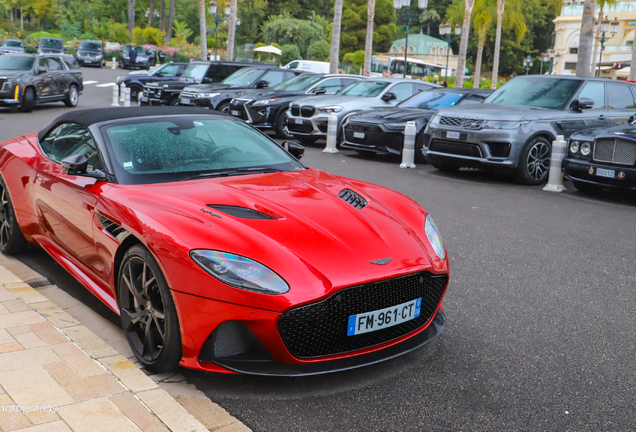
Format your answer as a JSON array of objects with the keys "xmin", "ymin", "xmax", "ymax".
[
  {"xmin": 146, "ymin": 80, "xmax": 187, "ymax": 89},
  {"xmin": 349, "ymin": 108, "xmax": 435, "ymax": 124},
  {"xmin": 182, "ymin": 83, "xmax": 251, "ymax": 92},
  {"xmin": 294, "ymin": 95, "xmax": 378, "ymax": 108},
  {"xmin": 39, "ymin": 48, "xmax": 64, "ymax": 53},
  {"xmin": 436, "ymin": 103, "xmax": 564, "ymax": 122},
  {"xmin": 572, "ymin": 124, "xmax": 636, "ymax": 140},
  {"xmin": 240, "ymin": 90, "xmax": 306, "ymax": 101},
  {"xmin": 0, "ymin": 70, "xmax": 28, "ymax": 78},
  {"xmin": 109, "ymin": 168, "xmax": 443, "ymax": 309}
]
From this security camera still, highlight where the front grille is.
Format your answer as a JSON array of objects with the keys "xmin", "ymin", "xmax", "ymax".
[
  {"xmin": 439, "ymin": 116, "xmax": 484, "ymax": 130},
  {"xmin": 593, "ymin": 138, "xmax": 636, "ymax": 166},
  {"xmin": 344, "ymin": 123, "xmax": 401, "ymax": 148},
  {"xmin": 278, "ymin": 272, "xmax": 448, "ymax": 358},
  {"xmin": 291, "ymin": 104, "xmax": 300, "ymax": 116},
  {"xmin": 301, "ymin": 106, "xmax": 316, "ymax": 117},
  {"xmin": 288, "ymin": 120, "xmax": 314, "ymax": 134},
  {"xmin": 0, "ymin": 78, "xmax": 7, "ymax": 92},
  {"xmin": 429, "ymin": 139, "xmax": 483, "ymax": 157},
  {"xmin": 338, "ymin": 188, "xmax": 368, "ymax": 209}
]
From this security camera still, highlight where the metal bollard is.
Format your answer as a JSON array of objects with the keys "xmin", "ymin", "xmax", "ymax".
[
  {"xmin": 119, "ymin": 83, "xmax": 126, "ymax": 102},
  {"xmin": 111, "ymin": 57, "xmax": 116, "ymax": 69},
  {"xmin": 323, "ymin": 112, "xmax": 339, "ymax": 153},
  {"xmin": 400, "ymin": 121, "xmax": 417, "ymax": 169},
  {"xmin": 543, "ymin": 135, "xmax": 567, "ymax": 192},
  {"xmin": 111, "ymin": 84, "xmax": 119, "ymax": 107},
  {"xmin": 124, "ymin": 88, "xmax": 131, "ymax": 107}
]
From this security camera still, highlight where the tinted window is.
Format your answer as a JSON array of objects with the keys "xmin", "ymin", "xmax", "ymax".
[
  {"xmin": 261, "ymin": 70, "xmax": 286, "ymax": 87},
  {"xmin": 47, "ymin": 57, "xmax": 65, "ymax": 71},
  {"xmin": 485, "ymin": 77, "xmax": 581, "ymax": 109},
  {"xmin": 38, "ymin": 57, "xmax": 48, "ymax": 69},
  {"xmin": 40, "ymin": 124, "xmax": 100, "ymax": 168},
  {"xmin": 205, "ymin": 64, "xmax": 231, "ymax": 82},
  {"xmin": 577, "ymin": 81, "xmax": 605, "ymax": 109},
  {"xmin": 222, "ymin": 68, "xmax": 266, "ymax": 86},
  {"xmin": 3, "ymin": 40, "xmax": 23, "ymax": 47},
  {"xmin": 399, "ymin": 91, "xmax": 463, "ymax": 109},
  {"xmin": 272, "ymin": 74, "xmax": 321, "ymax": 91},
  {"xmin": 62, "ymin": 56, "xmax": 80, "ymax": 70},
  {"xmin": 161, "ymin": 64, "xmax": 181, "ymax": 77},
  {"xmin": 183, "ymin": 64, "xmax": 210, "ymax": 82},
  {"xmin": 40, "ymin": 38, "xmax": 63, "ymax": 49},
  {"xmin": 607, "ymin": 83, "xmax": 636, "ymax": 109},
  {"xmin": 458, "ymin": 95, "xmax": 486, "ymax": 105},
  {"xmin": 288, "ymin": 62, "xmax": 299, "ymax": 69},
  {"xmin": 339, "ymin": 81, "xmax": 390, "ymax": 97},
  {"xmin": 341, "ymin": 78, "xmax": 358, "ymax": 87},
  {"xmin": 313, "ymin": 78, "xmax": 342, "ymax": 94},
  {"xmin": 389, "ymin": 83, "xmax": 414, "ymax": 101},
  {"xmin": 79, "ymin": 42, "xmax": 101, "ymax": 51},
  {"xmin": 0, "ymin": 56, "xmax": 34, "ymax": 70}
]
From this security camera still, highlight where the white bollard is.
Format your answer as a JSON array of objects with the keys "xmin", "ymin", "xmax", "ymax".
[
  {"xmin": 400, "ymin": 121, "xmax": 417, "ymax": 169},
  {"xmin": 111, "ymin": 84, "xmax": 119, "ymax": 107},
  {"xmin": 543, "ymin": 135, "xmax": 567, "ymax": 192},
  {"xmin": 111, "ymin": 57, "xmax": 116, "ymax": 69},
  {"xmin": 323, "ymin": 112, "xmax": 339, "ymax": 153},
  {"xmin": 124, "ymin": 88, "xmax": 131, "ymax": 107},
  {"xmin": 119, "ymin": 83, "xmax": 126, "ymax": 102}
]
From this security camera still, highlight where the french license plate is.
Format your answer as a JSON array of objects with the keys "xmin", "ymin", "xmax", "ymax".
[
  {"xmin": 85, "ymin": 60, "xmax": 92, "ymax": 63},
  {"xmin": 231, "ymin": 110, "xmax": 240, "ymax": 116},
  {"xmin": 446, "ymin": 131, "xmax": 460, "ymax": 139},
  {"xmin": 180, "ymin": 98, "xmax": 190, "ymax": 105},
  {"xmin": 295, "ymin": 118, "xmax": 304, "ymax": 124},
  {"xmin": 347, "ymin": 298, "xmax": 422, "ymax": 336},
  {"xmin": 353, "ymin": 132, "xmax": 365, "ymax": 139},
  {"xmin": 596, "ymin": 168, "xmax": 615, "ymax": 178},
  {"xmin": 140, "ymin": 96, "xmax": 148, "ymax": 102}
]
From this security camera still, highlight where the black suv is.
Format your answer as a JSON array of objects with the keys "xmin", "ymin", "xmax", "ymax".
[
  {"xmin": 140, "ymin": 61, "xmax": 273, "ymax": 106},
  {"xmin": 116, "ymin": 62, "xmax": 188, "ymax": 101},
  {"xmin": 179, "ymin": 66, "xmax": 304, "ymax": 113},
  {"xmin": 76, "ymin": 41, "xmax": 104, "ymax": 67},
  {"xmin": 120, "ymin": 45, "xmax": 156, "ymax": 70},
  {"xmin": 0, "ymin": 39, "xmax": 26, "ymax": 55},
  {"xmin": 38, "ymin": 37, "xmax": 64, "ymax": 54},
  {"xmin": 0, "ymin": 54, "xmax": 83, "ymax": 112}
]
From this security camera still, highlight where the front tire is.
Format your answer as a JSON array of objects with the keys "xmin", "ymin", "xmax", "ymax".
[
  {"xmin": 118, "ymin": 244, "xmax": 182, "ymax": 373},
  {"xmin": 414, "ymin": 132, "xmax": 426, "ymax": 164},
  {"xmin": 514, "ymin": 136, "xmax": 551, "ymax": 185},
  {"xmin": 0, "ymin": 178, "xmax": 30, "ymax": 255},
  {"xmin": 216, "ymin": 101, "xmax": 230, "ymax": 114},
  {"xmin": 168, "ymin": 97, "xmax": 180, "ymax": 106},
  {"xmin": 20, "ymin": 88, "xmax": 35, "ymax": 113},
  {"xmin": 65, "ymin": 85, "xmax": 79, "ymax": 107},
  {"xmin": 275, "ymin": 112, "xmax": 292, "ymax": 139}
]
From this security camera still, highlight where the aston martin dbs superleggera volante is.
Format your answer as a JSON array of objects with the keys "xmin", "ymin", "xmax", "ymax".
[{"xmin": 0, "ymin": 107, "xmax": 449, "ymax": 375}]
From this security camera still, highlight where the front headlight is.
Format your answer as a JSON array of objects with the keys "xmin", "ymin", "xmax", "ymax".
[
  {"xmin": 190, "ymin": 250, "xmax": 289, "ymax": 295},
  {"xmin": 425, "ymin": 215, "xmax": 446, "ymax": 261},
  {"xmin": 197, "ymin": 92, "xmax": 220, "ymax": 98},
  {"xmin": 482, "ymin": 120, "xmax": 529, "ymax": 129},
  {"xmin": 318, "ymin": 105, "xmax": 344, "ymax": 113},
  {"xmin": 428, "ymin": 114, "xmax": 441, "ymax": 129},
  {"xmin": 253, "ymin": 98, "xmax": 280, "ymax": 106},
  {"xmin": 580, "ymin": 141, "xmax": 591, "ymax": 156},
  {"xmin": 96, "ymin": 55, "xmax": 102, "ymax": 59},
  {"xmin": 385, "ymin": 122, "xmax": 407, "ymax": 130},
  {"xmin": 569, "ymin": 140, "xmax": 579, "ymax": 154}
]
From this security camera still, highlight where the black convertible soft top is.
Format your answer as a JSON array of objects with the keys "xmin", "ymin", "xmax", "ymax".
[{"xmin": 38, "ymin": 107, "xmax": 223, "ymax": 141}]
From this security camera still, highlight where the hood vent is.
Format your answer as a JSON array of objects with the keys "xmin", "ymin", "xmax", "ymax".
[
  {"xmin": 97, "ymin": 214, "xmax": 129, "ymax": 241},
  {"xmin": 207, "ymin": 205, "xmax": 275, "ymax": 220},
  {"xmin": 338, "ymin": 189, "xmax": 368, "ymax": 209}
]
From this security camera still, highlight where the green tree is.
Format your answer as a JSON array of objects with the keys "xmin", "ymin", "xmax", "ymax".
[
  {"xmin": 173, "ymin": 20, "xmax": 193, "ymax": 43},
  {"xmin": 262, "ymin": 18, "xmax": 323, "ymax": 58},
  {"xmin": 110, "ymin": 22, "xmax": 130, "ymax": 44},
  {"xmin": 307, "ymin": 40, "xmax": 330, "ymax": 61},
  {"xmin": 281, "ymin": 43, "xmax": 300, "ymax": 64},
  {"xmin": 60, "ymin": 21, "xmax": 82, "ymax": 39},
  {"xmin": 340, "ymin": 0, "xmax": 397, "ymax": 58},
  {"xmin": 352, "ymin": 49, "xmax": 364, "ymax": 73},
  {"xmin": 343, "ymin": 51, "xmax": 354, "ymax": 73}
]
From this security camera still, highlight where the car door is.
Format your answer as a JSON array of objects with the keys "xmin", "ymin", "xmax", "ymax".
[
  {"xmin": 565, "ymin": 81, "xmax": 610, "ymax": 136},
  {"xmin": 259, "ymin": 70, "xmax": 287, "ymax": 88},
  {"xmin": 46, "ymin": 56, "xmax": 67, "ymax": 96},
  {"xmin": 34, "ymin": 57, "xmax": 52, "ymax": 99},
  {"xmin": 34, "ymin": 123, "xmax": 108, "ymax": 283},
  {"xmin": 385, "ymin": 83, "xmax": 415, "ymax": 104},
  {"xmin": 605, "ymin": 82, "xmax": 636, "ymax": 126},
  {"xmin": 310, "ymin": 78, "xmax": 343, "ymax": 95},
  {"xmin": 159, "ymin": 63, "xmax": 181, "ymax": 78}
]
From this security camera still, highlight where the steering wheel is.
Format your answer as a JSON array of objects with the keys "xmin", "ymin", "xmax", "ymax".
[{"xmin": 209, "ymin": 146, "xmax": 243, "ymax": 160}]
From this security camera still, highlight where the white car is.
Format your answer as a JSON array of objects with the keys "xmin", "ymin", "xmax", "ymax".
[
  {"xmin": 105, "ymin": 42, "xmax": 121, "ymax": 51},
  {"xmin": 282, "ymin": 60, "xmax": 330, "ymax": 74}
]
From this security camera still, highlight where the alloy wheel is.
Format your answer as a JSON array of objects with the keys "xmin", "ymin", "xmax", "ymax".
[
  {"xmin": 69, "ymin": 87, "xmax": 79, "ymax": 105},
  {"xmin": 526, "ymin": 141, "xmax": 550, "ymax": 181},
  {"xmin": 0, "ymin": 186, "xmax": 10, "ymax": 250}
]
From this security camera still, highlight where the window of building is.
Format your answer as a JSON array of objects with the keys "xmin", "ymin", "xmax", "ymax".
[
  {"xmin": 564, "ymin": 62, "xmax": 578, "ymax": 70},
  {"xmin": 570, "ymin": 47, "xmax": 578, "ymax": 54},
  {"xmin": 431, "ymin": 47, "xmax": 437, "ymax": 54},
  {"xmin": 408, "ymin": 45, "xmax": 415, "ymax": 54},
  {"xmin": 439, "ymin": 47, "xmax": 445, "ymax": 55}
]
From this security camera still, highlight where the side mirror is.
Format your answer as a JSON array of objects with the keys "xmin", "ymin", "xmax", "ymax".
[
  {"xmin": 282, "ymin": 141, "xmax": 305, "ymax": 160},
  {"xmin": 61, "ymin": 154, "xmax": 106, "ymax": 179},
  {"xmin": 155, "ymin": 72, "xmax": 163, "ymax": 77},
  {"xmin": 629, "ymin": 114, "xmax": 636, "ymax": 125},
  {"xmin": 256, "ymin": 80, "xmax": 269, "ymax": 89},
  {"xmin": 572, "ymin": 97, "xmax": 594, "ymax": 111},
  {"xmin": 313, "ymin": 87, "xmax": 327, "ymax": 95},
  {"xmin": 37, "ymin": 67, "xmax": 48, "ymax": 75},
  {"xmin": 381, "ymin": 92, "xmax": 397, "ymax": 102}
]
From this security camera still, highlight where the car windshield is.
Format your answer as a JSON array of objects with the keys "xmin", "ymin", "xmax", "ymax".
[
  {"xmin": 399, "ymin": 91, "xmax": 464, "ymax": 109},
  {"xmin": 181, "ymin": 64, "xmax": 208, "ymax": 82},
  {"xmin": 0, "ymin": 56, "xmax": 34, "ymax": 70},
  {"xmin": 123, "ymin": 45, "xmax": 146, "ymax": 55},
  {"xmin": 79, "ymin": 42, "xmax": 101, "ymax": 51},
  {"xmin": 271, "ymin": 74, "xmax": 321, "ymax": 91},
  {"xmin": 339, "ymin": 80, "xmax": 390, "ymax": 97},
  {"xmin": 485, "ymin": 77, "xmax": 581, "ymax": 109},
  {"xmin": 101, "ymin": 116, "xmax": 304, "ymax": 185},
  {"xmin": 41, "ymin": 38, "xmax": 63, "ymax": 49},
  {"xmin": 222, "ymin": 68, "xmax": 264, "ymax": 86},
  {"xmin": 3, "ymin": 40, "xmax": 23, "ymax": 47}
]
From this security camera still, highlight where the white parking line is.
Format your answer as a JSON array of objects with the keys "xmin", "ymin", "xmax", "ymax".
[
  {"xmin": 96, "ymin": 83, "xmax": 117, "ymax": 87},
  {"xmin": 84, "ymin": 80, "xmax": 99, "ymax": 85}
]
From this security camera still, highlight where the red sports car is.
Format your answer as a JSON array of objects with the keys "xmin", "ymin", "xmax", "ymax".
[{"xmin": 0, "ymin": 107, "xmax": 449, "ymax": 375}]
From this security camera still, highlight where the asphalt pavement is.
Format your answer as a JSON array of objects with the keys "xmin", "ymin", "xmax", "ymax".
[{"xmin": 2, "ymin": 67, "xmax": 636, "ymax": 431}]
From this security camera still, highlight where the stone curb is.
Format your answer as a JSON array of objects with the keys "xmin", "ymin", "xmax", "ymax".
[{"xmin": 0, "ymin": 262, "xmax": 211, "ymax": 432}]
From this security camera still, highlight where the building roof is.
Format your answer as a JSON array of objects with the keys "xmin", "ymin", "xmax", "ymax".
[{"xmin": 390, "ymin": 32, "xmax": 449, "ymax": 54}]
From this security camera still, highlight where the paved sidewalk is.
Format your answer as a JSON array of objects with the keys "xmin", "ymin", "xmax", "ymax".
[{"xmin": 0, "ymin": 263, "xmax": 209, "ymax": 432}]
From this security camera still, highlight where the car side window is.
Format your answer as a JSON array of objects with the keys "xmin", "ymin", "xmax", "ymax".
[
  {"xmin": 61, "ymin": 57, "xmax": 77, "ymax": 70},
  {"xmin": 416, "ymin": 83, "xmax": 433, "ymax": 93},
  {"xmin": 313, "ymin": 78, "xmax": 342, "ymax": 94},
  {"xmin": 288, "ymin": 62, "xmax": 299, "ymax": 69},
  {"xmin": 341, "ymin": 78, "xmax": 357, "ymax": 87},
  {"xmin": 577, "ymin": 82, "xmax": 605, "ymax": 109},
  {"xmin": 389, "ymin": 83, "xmax": 415, "ymax": 101},
  {"xmin": 607, "ymin": 83, "xmax": 636, "ymax": 109},
  {"xmin": 38, "ymin": 57, "xmax": 48, "ymax": 70},
  {"xmin": 205, "ymin": 65, "xmax": 230, "ymax": 82},
  {"xmin": 161, "ymin": 64, "xmax": 179, "ymax": 76},
  {"xmin": 47, "ymin": 57, "xmax": 64, "ymax": 71},
  {"xmin": 261, "ymin": 71, "xmax": 286, "ymax": 86},
  {"xmin": 40, "ymin": 124, "xmax": 100, "ymax": 169}
]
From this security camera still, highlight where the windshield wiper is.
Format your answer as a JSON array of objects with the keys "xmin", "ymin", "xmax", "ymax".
[{"xmin": 182, "ymin": 167, "xmax": 282, "ymax": 181}]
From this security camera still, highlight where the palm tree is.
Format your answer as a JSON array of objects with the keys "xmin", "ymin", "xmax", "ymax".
[
  {"xmin": 199, "ymin": 0, "xmax": 207, "ymax": 61},
  {"xmin": 454, "ymin": 0, "xmax": 476, "ymax": 88},
  {"xmin": 577, "ymin": 0, "xmax": 596, "ymax": 77},
  {"xmin": 148, "ymin": 0, "xmax": 156, "ymax": 27},
  {"xmin": 160, "ymin": 0, "xmax": 165, "ymax": 31},
  {"xmin": 363, "ymin": 0, "xmax": 376, "ymax": 75},
  {"xmin": 473, "ymin": 9, "xmax": 492, "ymax": 88},
  {"xmin": 590, "ymin": 0, "xmax": 617, "ymax": 76},
  {"xmin": 330, "ymin": 0, "xmax": 344, "ymax": 74},
  {"xmin": 226, "ymin": 0, "xmax": 237, "ymax": 61},
  {"xmin": 490, "ymin": 0, "xmax": 526, "ymax": 88},
  {"xmin": 419, "ymin": 9, "xmax": 440, "ymax": 36},
  {"xmin": 128, "ymin": 0, "xmax": 135, "ymax": 40},
  {"xmin": 165, "ymin": 0, "xmax": 176, "ymax": 45},
  {"xmin": 490, "ymin": 0, "xmax": 504, "ymax": 89}
]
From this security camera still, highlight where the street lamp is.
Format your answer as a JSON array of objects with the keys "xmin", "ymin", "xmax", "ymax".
[
  {"xmin": 208, "ymin": 1, "xmax": 230, "ymax": 61},
  {"xmin": 393, "ymin": 0, "xmax": 428, "ymax": 78},
  {"xmin": 523, "ymin": 55, "xmax": 534, "ymax": 75},
  {"xmin": 438, "ymin": 22, "xmax": 461, "ymax": 81},
  {"xmin": 540, "ymin": 52, "xmax": 549, "ymax": 74},
  {"xmin": 595, "ymin": 16, "xmax": 619, "ymax": 77}
]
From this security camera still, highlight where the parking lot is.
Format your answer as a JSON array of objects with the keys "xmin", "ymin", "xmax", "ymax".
[{"xmin": 1, "ymin": 67, "xmax": 636, "ymax": 431}]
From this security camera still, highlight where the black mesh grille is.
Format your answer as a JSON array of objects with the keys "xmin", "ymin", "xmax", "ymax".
[
  {"xmin": 439, "ymin": 116, "xmax": 483, "ymax": 130},
  {"xmin": 430, "ymin": 139, "xmax": 483, "ymax": 157},
  {"xmin": 278, "ymin": 272, "xmax": 448, "ymax": 358},
  {"xmin": 301, "ymin": 106, "xmax": 316, "ymax": 117},
  {"xmin": 229, "ymin": 99, "xmax": 249, "ymax": 120},
  {"xmin": 338, "ymin": 188, "xmax": 368, "ymax": 209},
  {"xmin": 316, "ymin": 121, "xmax": 328, "ymax": 133},
  {"xmin": 291, "ymin": 104, "xmax": 300, "ymax": 116},
  {"xmin": 288, "ymin": 120, "xmax": 314, "ymax": 134},
  {"xmin": 593, "ymin": 138, "xmax": 636, "ymax": 165},
  {"xmin": 344, "ymin": 124, "xmax": 402, "ymax": 149}
]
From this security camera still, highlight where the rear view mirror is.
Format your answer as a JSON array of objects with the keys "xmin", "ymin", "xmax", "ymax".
[
  {"xmin": 62, "ymin": 154, "xmax": 106, "ymax": 179},
  {"xmin": 313, "ymin": 87, "xmax": 327, "ymax": 95},
  {"xmin": 256, "ymin": 80, "xmax": 269, "ymax": 89},
  {"xmin": 629, "ymin": 114, "xmax": 636, "ymax": 125},
  {"xmin": 572, "ymin": 98, "xmax": 594, "ymax": 111},
  {"xmin": 37, "ymin": 67, "xmax": 48, "ymax": 75},
  {"xmin": 282, "ymin": 141, "xmax": 305, "ymax": 160},
  {"xmin": 381, "ymin": 92, "xmax": 397, "ymax": 102}
]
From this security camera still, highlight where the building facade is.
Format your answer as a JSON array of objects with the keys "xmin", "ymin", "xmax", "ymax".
[{"xmin": 386, "ymin": 32, "xmax": 458, "ymax": 73}]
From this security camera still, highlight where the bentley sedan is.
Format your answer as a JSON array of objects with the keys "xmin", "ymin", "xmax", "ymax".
[{"xmin": 0, "ymin": 107, "xmax": 449, "ymax": 375}]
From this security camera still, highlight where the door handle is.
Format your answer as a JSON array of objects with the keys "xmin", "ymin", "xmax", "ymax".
[{"xmin": 598, "ymin": 115, "xmax": 606, "ymax": 120}]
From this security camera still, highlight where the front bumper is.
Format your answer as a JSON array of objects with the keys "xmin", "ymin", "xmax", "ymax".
[
  {"xmin": 77, "ymin": 57, "xmax": 103, "ymax": 66},
  {"xmin": 0, "ymin": 86, "xmax": 20, "ymax": 107},
  {"xmin": 178, "ymin": 93, "xmax": 212, "ymax": 108},
  {"xmin": 341, "ymin": 122, "xmax": 405, "ymax": 155},
  {"xmin": 563, "ymin": 157, "xmax": 636, "ymax": 190},
  {"xmin": 424, "ymin": 125, "xmax": 527, "ymax": 172}
]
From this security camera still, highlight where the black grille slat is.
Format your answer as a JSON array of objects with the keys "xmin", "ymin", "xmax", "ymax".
[
  {"xmin": 207, "ymin": 205, "xmax": 275, "ymax": 219},
  {"xmin": 301, "ymin": 106, "xmax": 316, "ymax": 117},
  {"xmin": 338, "ymin": 189, "xmax": 368, "ymax": 209},
  {"xmin": 291, "ymin": 104, "xmax": 300, "ymax": 116},
  {"xmin": 439, "ymin": 116, "xmax": 483, "ymax": 130},
  {"xmin": 429, "ymin": 139, "xmax": 483, "ymax": 157},
  {"xmin": 97, "ymin": 214, "xmax": 127, "ymax": 239},
  {"xmin": 288, "ymin": 121, "xmax": 314, "ymax": 134},
  {"xmin": 593, "ymin": 138, "xmax": 636, "ymax": 165},
  {"xmin": 278, "ymin": 272, "xmax": 448, "ymax": 358}
]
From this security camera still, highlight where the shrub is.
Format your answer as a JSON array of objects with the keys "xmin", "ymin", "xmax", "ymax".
[
  {"xmin": 80, "ymin": 32, "xmax": 97, "ymax": 41},
  {"xmin": 307, "ymin": 40, "xmax": 330, "ymax": 62},
  {"xmin": 60, "ymin": 22, "xmax": 82, "ymax": 40},
  {"xmin": 109, "ymin": 23, "xmax": 130, "ymax": 45},
  {"xmin": 262, "ymin": 19, "xmax": 323, "ymax": 58},
  {"xmin": 280, "ymin": 44, "xmax": 301, "ymax": 65}
]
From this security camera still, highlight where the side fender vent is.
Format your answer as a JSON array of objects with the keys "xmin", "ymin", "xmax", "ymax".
[
  {"xmin": 97, "ymin": 214, "xmax": 129, "ymax": 241},
  {"xmin": 338, "ymin": 188, "xmax": 368, "ymax": 209},
  {"xmin": 207, "ymin": 205, "xmax": 275, "ymax": 220}
]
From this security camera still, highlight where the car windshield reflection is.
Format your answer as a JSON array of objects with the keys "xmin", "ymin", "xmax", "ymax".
[{"xmin": 485, "ymin": 77, "xmax": 581, "ymax": 109}]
